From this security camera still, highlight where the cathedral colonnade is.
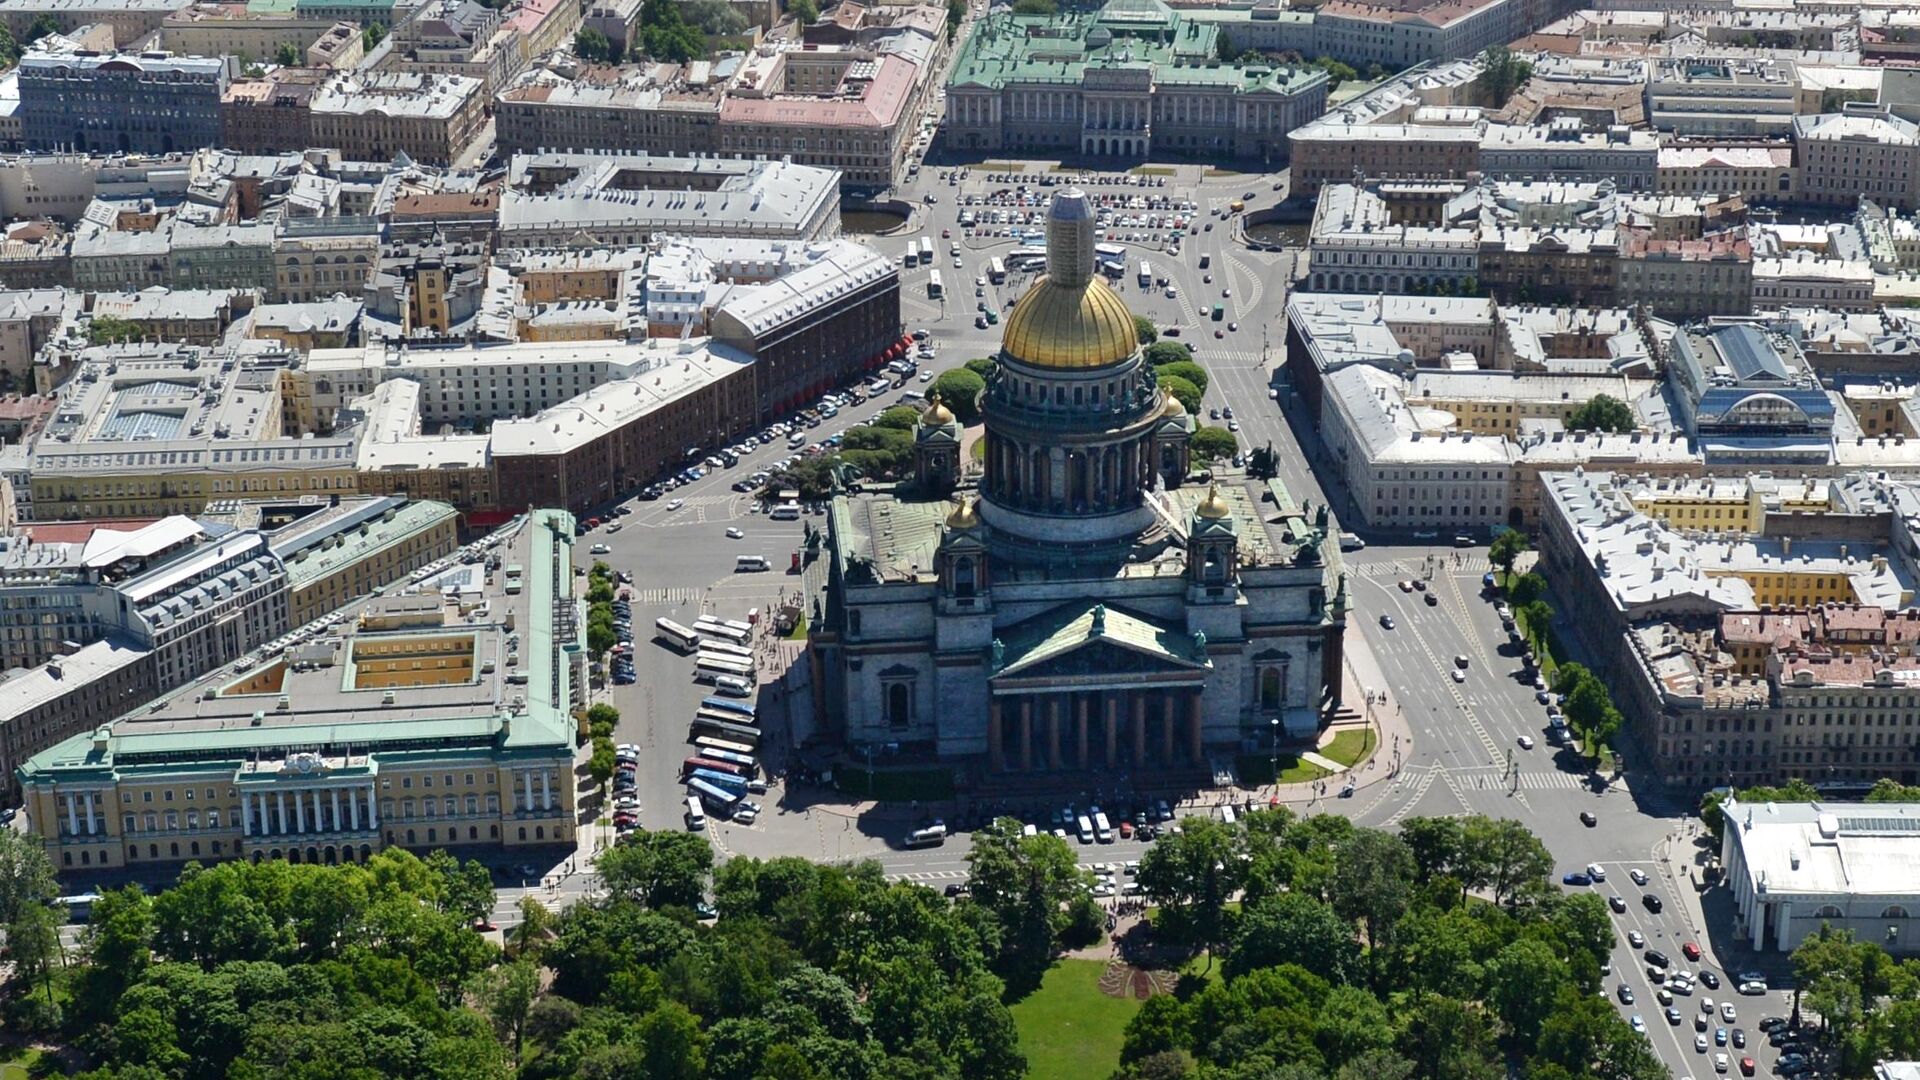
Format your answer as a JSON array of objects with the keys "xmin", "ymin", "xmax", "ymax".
[
  {"xmin": 987, "ymin": 685, "xmax": 1203, "ymax": 771},
  {"xmin": 980, "ymin": 429, "xmax": 1157, "ymax": 516}
]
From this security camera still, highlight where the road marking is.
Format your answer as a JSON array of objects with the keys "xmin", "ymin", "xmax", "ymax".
[
  {"xmin": 1382, "ymin": 764, "xmax": 1439, "ymax": 826},
  {"xmin": 633, "ymin": 588, "xmax": 700, "ymax": 604}
]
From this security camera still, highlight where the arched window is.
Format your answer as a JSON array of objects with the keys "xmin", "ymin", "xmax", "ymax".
[
  {"xmin": 888, "ymin": 682, "xmax": 911, "ymax": 726},
  {"xmin": 1816, "ymin": 904, "xmax": 1844, "ymax": 919},
  {"xmin": 954, "ymin": 556, "xmax": 976, "ymax": 597},
  {"xmin": 1883, "ymin": 905, "xmax": 1910, "ymax": 919}
]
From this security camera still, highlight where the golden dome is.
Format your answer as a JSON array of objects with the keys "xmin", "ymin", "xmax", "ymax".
[
  {"xmin": 946, "ymin": 496, "xmax": 981, "ymax": 529},
  {"xmin": 1160, "ymin": 393, "xmax": 1186, "ymax": 418},
  {"xmin": 923, "ymin": 394, "xmax": 955, "ymax": 426},
  {"xmin": 1196, "ymin": 482, "xmax": 1231, "ymax": 520},
  {"xmin": 1001, "ymin": 273, "xmax": 1139, "ymax": 370}
]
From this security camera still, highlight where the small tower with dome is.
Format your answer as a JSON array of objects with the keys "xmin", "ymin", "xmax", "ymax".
[{"xmin": 913, "ymin": 394, "xmax": 962, "ymax": 496}]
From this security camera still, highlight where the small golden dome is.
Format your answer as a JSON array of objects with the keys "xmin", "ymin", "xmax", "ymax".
[
  {"xmin": 923, "ymin": 394, "xmax": 955, "ymax": 426},
  {"xmin": 1196, "ymin": 482, "xmax": 1232, "ymax": 520},
  {"xmin": 1161, "ymin": 393, "xmax": 1186, "ymax": 418},
  {"xmin": 946, "ymin": 496, "xmax": 980, "ymax": 529},
  {"xmin": 1001, "ymin": 273, "xmax": 1139, "ymax": 370}
]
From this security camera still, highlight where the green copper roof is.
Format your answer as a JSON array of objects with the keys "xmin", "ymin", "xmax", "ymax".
[
  {"xmin": 994, "ymin": 602, "xmax": 1211, "ymax": 678},
  {"xmin": 948, "ymin": 1, "xmax": 1325, "ymax": 95}
]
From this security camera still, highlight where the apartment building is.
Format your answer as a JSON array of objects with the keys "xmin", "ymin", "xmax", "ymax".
[
  {"xmin": 18, "ymin": 44, "xmax": 228, "ymax": 156},
  {"xmin": 1647, "ymin": 57, "xmax": 1798, "ymax": 136},
  {"xmin": 1793, "ymin": 109, "xmax": 1920, "ymax": 212},
  {"xmin": 1655, "ymin": 146, "xmax": 1795, "ymax": 202},
  {"xmin": 308, "ymin": 71, "xmax": 487, "ymax": 166}
]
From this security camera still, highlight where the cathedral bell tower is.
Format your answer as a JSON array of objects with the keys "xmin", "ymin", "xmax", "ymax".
[
  {"xmin": 913, "ymin": 395, "xmax": 962, "ymax": 496},
  {"xmin": 1186, "ymin": 483, "xmax": 1239, "ymax": 601}
]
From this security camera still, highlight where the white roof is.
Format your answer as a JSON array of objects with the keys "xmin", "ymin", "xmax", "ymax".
[
  {"xmin": 1725, "ymin": 795, "xmax": 1920, "ymax": 899},
  {"xmin": 79, "ymin": 515, "xmax": 204, "ymax": 569}
]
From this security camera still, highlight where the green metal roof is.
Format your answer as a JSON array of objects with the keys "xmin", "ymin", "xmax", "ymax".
[{"xmin": 994, "ymin": 602, "xmax": 1211, "ymax": 678}]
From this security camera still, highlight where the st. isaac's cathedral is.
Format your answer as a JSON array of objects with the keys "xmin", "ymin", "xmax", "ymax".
[{"xmin": 806, "ymin": 188, "xmax": 1347, "ymax": 777}]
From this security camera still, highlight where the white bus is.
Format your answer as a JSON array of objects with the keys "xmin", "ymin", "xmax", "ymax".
[
  {"xmin": 697, "ymin": 639, "xmax": 752, "ymax": 660},
  {"xmin": 695, "ymin": 650, "xmax": 755, "ymax": 674},
  {"xmin": 685, "ymin": 796, "xmax": 706, "ymax": 830},
  {"xmin": 693, "ymin": 735, "xmax": 759, "ymax": 758},
  {"xmin": 1005, "ymin": 246, "xmax": 1046, "ymax": 271},
  {"xmin": 769, "ymin": 502, "xmax": 800, "ymax": 520},
  {"xmin": 901, "ymin": 241, "xmax": 919, "ymax": 268},
  {"xmin": 927, "ymin": 270, "xmax": 943, "ymax": 299},
  {"xmin": 1094, "ymin": 811, "xmax": 1114, "ymax": 843},
  {"xmin": 654, "ymin": 618, "xmax": 700, "ymax": 652},
  {"xmin": 734, "ymin": 554, "xmax": 772, "ymax": 572},
  {"xmin": 1137, "ymin": 259, "xmax": 1152, "ymax": 287},
  {"xmin": 690, "ymin": 713, "xmax": 761, "ymax": 743},
  {"xmin": 693, "ymin": 618, "xmax": 751, "ymax": 644},
  {"xmin": 986, "ymin": 257, "xmax": 1006, "ymax": 284},
  {"xmin": 919, "ymin": 238, "xmax": 935, "ymax": 266}
]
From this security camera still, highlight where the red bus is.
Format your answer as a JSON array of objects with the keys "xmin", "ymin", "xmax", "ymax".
[{"xmin": 681, "ymin": 756, "xmax": 746, "ymax": 779}]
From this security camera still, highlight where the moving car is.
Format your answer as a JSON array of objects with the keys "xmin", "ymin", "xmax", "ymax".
[
  {"xmin": 1683, "ymin": 941, "xmax": 1703, "ymax": 962},
  {"xmin": 1561, "ymin": 872, "xmax": 1592, "ymax": 886},
  {"xmin": 1580, "ymin": 811, "xmax": 1598, "ymax": 827},
  {"xmin": 1629, "ymin": 868, "xmax": 1649, "ymax": 886},
  {"xmin": 1644, "ymin": 893, "xmax": 1664, "ymax": 913}
]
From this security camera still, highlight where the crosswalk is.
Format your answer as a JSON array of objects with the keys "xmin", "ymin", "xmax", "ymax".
[
  {"xmin": 631, "ymin": 587, "xmax": 700, "ymax": 605},
  {"xmin": 1453, "ymin": 768, "xmax": 1632, "ymax": 793},
  {"xmin": 888, "ymin": 868, "xmax": 969, "ymax": 882}
]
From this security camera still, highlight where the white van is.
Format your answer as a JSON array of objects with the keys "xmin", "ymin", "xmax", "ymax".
[
  {"xmin": 769, "ymin": 503, "xmax": 800, "ymax": 521},
  {"xmin": 787, "ymin": 432, "xmax": 808, "ymax": 448},
  {"xmin": 1093, "ymin": 812, "xmax": 1114, "ymax": 843},
  {"xmin": 713, "ymin": 674, "xmax": 753, "ymax": 697},
  {"xmin": 1075, "ymin": 814, "xmax": 1094, "ymax": 844},
  {"xmin": 905, "ymin": 822, "xmax": 948, "ymax": 847},
  {"xmin": 685, "ymin": 796, "xmax": 706, "ymax": 831},
  {"xmin": 735, "ymin": 554, "xmax": 771, "ymax": 572},
  {"xmin": 1219, "ymin": 804, "xmax": 1237, "ymax": 825}
]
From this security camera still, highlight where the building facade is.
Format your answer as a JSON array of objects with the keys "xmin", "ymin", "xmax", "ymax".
[{"xmin": 18, "ymin": 46, "xmax": 229, "ymax": 155}]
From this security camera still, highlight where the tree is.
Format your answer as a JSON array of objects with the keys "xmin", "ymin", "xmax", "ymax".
[
  {"xmin": 1134, "ymin": 314, "xmax": 1158, "ymax": 345},
  {"xmin": 0, "ymin": 828, "xmax": 58, "ymax": 926},
  {"xmin": 1482, "ymin": 938, "xmax": 1567, "ymax": 1047},
  {"xmin": 1328, "ymin": 828, "xmax": 1414, "ymax": 989},
  {"xmin": 965, "ymin": 818, "xmax": 1088, "ymax": 993},
  {"xmin": 964, "ymin": 356, "xmax": 997, "ymax": 379},
  {"xmin": 427, "ymin": 849, "xmax": 496, "ymax": 924},
  {"xmin": 361, "ymin": 20, "xmax": 387, "ymax": 50},
  {"xmin": 946, "ymin": 0, "xmax": 964, "ymax": 38},
  {"xmin": 507, "ymin": 895, "xmax": 557, "ymax": 961},
  {"xmin": 685, "ymin": 0, "xmax": 748, "ymax": 34},
  {"xmin": 1566, "ymin": 393, "xmax": 1636, "ymax": 434},
  {"xmin": 1396, "ymin": 817, "xmax": 1461, "ymax": 885},
  {"xmin": 1471, "ymin": 45, "xmax": 1532, "ymax": 109},
  {"xmin": 1456, "ymin": 815, "xmax": 1553, "ymax": 911},
  {"xmin": 1310, "ymin": 55, "xmax": 1357, "ymax": 84},
  {"xmin": 1159, "ymin": 374, "xmax": 1202, "ymax": 415},
  {"xmin": 1189, "ymin": 426, "xmax": 1238, "ymax": 463},
  {"xmin": 1154, "ymin": 360, "xmax": 1209, "ymax": 397},
  {"xmin": 274, "ymin": 41, "xmax": 301, "ymax": 66},
  {"xmin": 787, "ymin": 0, "xmax": 818, "ymax": 23},
  {"xmin": 88, "ymin": 314, "xmax": 144, "ymax": 345},
  {"xmin": 1517, "ymin": 600, "xmax": 1554, "ymax": 651},
  {"xmin": 587, "ymin": 737, "xmax": 617, "ymax": 789},
  {"xmin": 471, "ymin": 959, "xmax": 539, "ymax": 1063},
  {"xmin": 929, "ymin": 368, "xmax": 985, "ymax": 425},
  {"xmin": 1506, "ymin": 571, "xmax": 1547, "ymax": 606},
  {"xmin": 0, "ymin": 23, "xmax": 19, "ymax": 67},
  {"xmin": 1865, "ymin": 777, "xmax": 1920, "ymax": 802},
  {"xmin": 5, "ymin": 898, "xmax": 62, "ymax": 1006},
  {"xmin": 1225, "ymin": 892, "xmax": 1360, "ymax": 984},
  {"xmin": 1145, "ymin": 341, "xmax": 1193, "ymax": 368},
  {"xmin": 1137, "ymin": 817, "xmax": 1245, "ymax": 958},
  {"xmin": 639, "ymin": 0, "xmax": 704, "ymax": 62},
  {"xmin": 574, "ymin": 27, "xmax": 612, "ymax": 60},
  {"xmin": 876, "ymin": 405, "xmax": 922, "ymax": 430},
  {"xmin": 1488, "ymin": 529, "xmax": 1528, "ymax": 575},
  {"xmin": 25, "ymin": 12, "xmax": 59, "ymax": 42},
  {"xmin": 596, "ymin": 829, "xmax": 714, "ymax": 909}
]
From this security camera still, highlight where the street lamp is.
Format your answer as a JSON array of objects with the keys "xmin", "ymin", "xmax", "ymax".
[{"xmin": 1269, "ymin": 717, "xmax": 1280, "ymax": 784}]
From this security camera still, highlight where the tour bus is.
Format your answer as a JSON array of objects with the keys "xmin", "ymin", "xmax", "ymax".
[
  {"xmin": 701, "ymin": 695, "xmax": 755, "ymax": 719},
  {"xmin": 987, "ymin": 257, "xmax": 1006, "ymax": 284},
  {"xmin": 692, "ymin": 735, "xmax": 759, "ymax": 760},
  {"xmin": 1137, "ymin": 260, "xmax": 1152, "ymax": 287},
  {"xmin": 901, "ymin": 241, "xmax": 919, "ymax": 268},
  {"xmin": 697, "ymin": 704, "xmax": 758, "ymax": 729},
  {"xmin": 690, "ymin": 713, "xmax": 762, "ymax": 743},
  {"xmin": 927, "ymin": 270, "xmax": 943, "ymax": 299},
  {"xmin": 688, "ymin": 768, "xmax": 749, "ymax": 794},
  {"xmin": 685, "ymin": 796, "xmax": 706, "ymax": 831},
  {"xmin": 920, "ymin": 238, "xmax": 936, "ymax": 265},
  {"xmin": 693, "ymin": 618, "xmax": 751, "ymax": 644},
  {"xmin": 687, "ymin": 776, "xmax": 740, "ymax": 810},
  {"xmin": 655, "ymin": 618, "xmax": 701, "ymax": 652},
  {"xmin": 904, "ymin": 822, "xmax": 948, "ymax": 848},
  {"xmin": 1094, "ymin": 811, "xmax": 1114, "ymax": 843},
  {"xmin": 683, "ymin": 757, "xmax": 747, "ymax": 779},
  {"xmin": 1005, "ymin": 246, "xmax": 1046, "ymax": 271},
  {"xmin": 695, "ymin": 657, "xmax": 756, "ymax": 685},
  {"xmin": 61, "ymin": 893, "xmax": 103, "ymax": 922},
  {"xmin": 687, "ymin": 745, "xmax": 752, "ymax": 768},
  {"xmin": 697, "ymin": 639, "xmax": 751, "ymax": 661},
  {"xmin": 1095, "ymin": 242, "xmax": 1126, "ymax": 264}
]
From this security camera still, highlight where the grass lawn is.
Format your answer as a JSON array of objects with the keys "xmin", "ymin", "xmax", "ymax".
[
  {"xmin": 1320, "ymin": 727, "xmax": 1376, "ymax": 768},
  {"xmin": 1012, "ymin": 959, "xmax": 1142, "ymax": 1080},
  {"xmin": 1235, "ymin": 754, "xmax": 1332, "ymax": 785},
  {"xmin": 0, "ymin": 1048, "xmax": 47, "ymax": 1080},
  {"xmin": 1130, "ymin": 165, "xmax": 1178, "ymax": 176},
  {"xmin": 1201, "ymin": 167, "xmax": 1243, "ymax": 177}
]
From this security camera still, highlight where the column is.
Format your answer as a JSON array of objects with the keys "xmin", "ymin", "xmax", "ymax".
[
  {"xmin": 63, "ymin": 793, "xmax": 78, "ymax": 837},
  {"xmin": 312, "ymin": 790, "xmax": 324, "ymax": 831},
  {"xmin": 242, "ymin": 792, "xmax": 252, "ymax": 837},
  {"xmin": 348, "ymin": 789, "xmax": 360, "ymax": 831},
  {"xmin": 1104, "ymin": 694, "xmax": 1119, "ymax": 767},
  {"xmin": 989, "ymin": 698, "xmax": 1005, "ymax": 772},
  {"xmin": 1132, "ymin": 692, "xmax": 1147, "ymax": 763},
  {"xmin": 1162, "ymin": 690, "xmax": 1175, "ymax": 762},
  {"xmin": 331, "ymin": 789, "xmax": 342, "ymax": 832},
  {"xmin": 1076, "ymin": 695, "xmax": 1090, "ymax": 768},
  {"xmin": 1019, "ymin": 698, "xmax": 1033, "ymax": 771},
  {"xmin": 295, "ymin": 790, "xmax": 306, "ymax": 833},
  {"xmin": 522, "ymin": 770, "xmax": 533, "ymax": 812},
  {"xmin": 541, "ymin": 771, "xmax": 553, "ymax": 812},
  {"xmin": 1188, "ymin": 689, "xmax": 1204, "ymax": 762},
  {"xmin": 366, "ymin": 786, "xmax": 378, "ymax": 829},
  {"xmin": 85, "ymin": 792, "xmax": 97, "ymax": 835},
  {"xmin": 277, "ymin": 792, "xmax": 289, "ymax": 835},
  {"xmin": 1047, "ymin": 697, "xmax": 1062, "ymax": 769}
]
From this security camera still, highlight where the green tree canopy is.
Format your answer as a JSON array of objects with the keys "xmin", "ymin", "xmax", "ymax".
[
  {"xmin": 1159, "ymin": 374, "xmax": 1202, "ymax": 415},
  {"xmin": 1145, "ymin": 341, "xmax": 1193, "ymax": 368},
  {"xmin": 1566, "ymin": 393, "xmax": 1636, "ymax": 434},
  {"xmin": 88, "ymin": 314, "xmax": 144, "ymax": 346},
  {"xmin": 964, "ymin": 356, "xmax": 997, "ymax": 379},
  {"xmin": 1189, "ymin": 425, "xmax": 1238, "ymax": 463},
  {"xmin": 1133, "ymin": 314, "xmax": 1158, "ymax": 345},
  {"xmin": 787, "ymin": 0, "xmax": 818, "ymax": 23},
  {"xmin": 1471, "ymin": 45, "xmax": 1533, "ymax": 108},
  {"xmin": 1488, "ymin": 529, "xmax": 1529, "ymax": 574},
  {"xmin": 1155, "ymin": 360, "xmax": 1208, "ymax": 396},
  {"xmin": 929, "ymin": 368, "xmax": 986, "ymax": 425}
]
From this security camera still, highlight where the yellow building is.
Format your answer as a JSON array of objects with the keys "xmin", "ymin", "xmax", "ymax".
[{"xmin": 16, "ymin": 510, "xmax": 583, "ymax": 874}]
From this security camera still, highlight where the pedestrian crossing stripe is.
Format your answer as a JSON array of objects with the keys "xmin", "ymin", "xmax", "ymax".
[
  {"xmin": 889, "ymin": 869, "xmax": 968, "ymax": 881},
  {"xmin": 633, "ymin": 587, "xmax": 700, "ymax": 604}
]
